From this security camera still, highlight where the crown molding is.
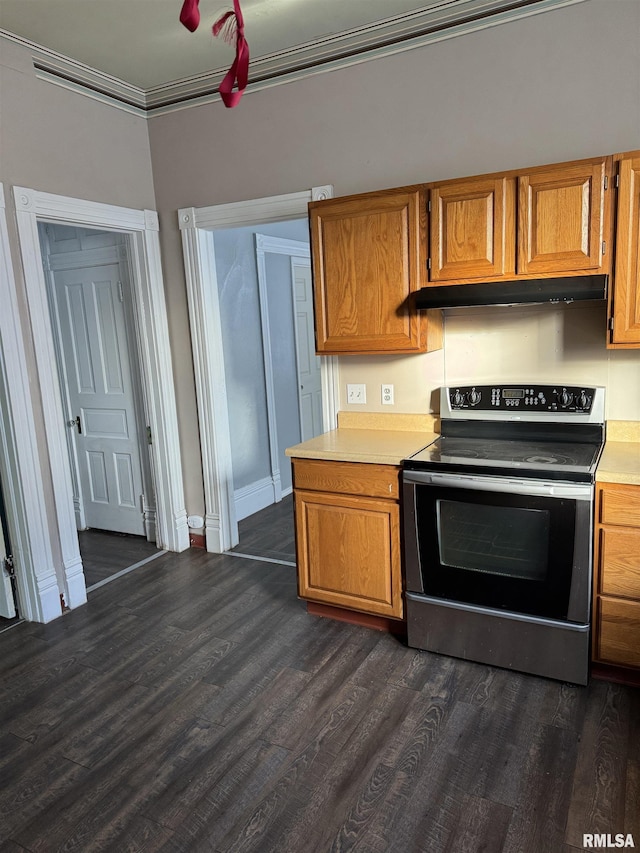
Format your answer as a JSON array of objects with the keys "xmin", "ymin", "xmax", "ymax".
[{"xmin": 2, "ymin": 0, "xmax": 586, "ymax": 118}]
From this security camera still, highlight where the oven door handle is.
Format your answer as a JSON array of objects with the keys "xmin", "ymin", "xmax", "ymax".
[{"xmin": 403, "ymin": 470, "xmax": 593, "ymax": 500}]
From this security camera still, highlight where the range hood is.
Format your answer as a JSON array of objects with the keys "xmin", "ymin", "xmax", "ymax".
[{"xmin": 415, "ymin": 274, "xmax": 608, "ymax": 310}]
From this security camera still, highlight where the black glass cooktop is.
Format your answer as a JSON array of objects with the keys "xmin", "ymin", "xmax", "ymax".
[{"xmin": 405, "ymin": 435, "xmax": 603, "ymax": 482}]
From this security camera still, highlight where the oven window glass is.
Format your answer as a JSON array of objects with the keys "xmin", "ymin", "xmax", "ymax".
[
  {"xmin": 437, "ymin": 500, "xmax": 550, "ymax": 582},
  {"xmin": 415, "ymin": 485, "xmax": 578, "ymax": 620}
]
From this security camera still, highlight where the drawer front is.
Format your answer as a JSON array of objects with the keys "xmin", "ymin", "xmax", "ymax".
[
  {"xmin": 598, "ymin": 527, "xmax": 640, "ymax": 599},
  {"xmin": 598, "ymin": 483, "xmax": 640, "ymax": 527},
  {"xmin": 596, "ymin": 597, "xmax": 640, "ymax": 669},
  {"xmin": 293, "ymin": 459, "xmax": 400, "ymax": 500}
]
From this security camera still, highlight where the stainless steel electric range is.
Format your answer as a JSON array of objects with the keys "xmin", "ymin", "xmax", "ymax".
[{"xmin": 402, "ymin": 383, "xmax": 605, "ymax": 685}]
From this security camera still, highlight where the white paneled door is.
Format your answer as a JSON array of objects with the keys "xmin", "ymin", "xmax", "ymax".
[
  {"xmin": 52, "ymin": 263, "xmax": 146, "ymax": 536},
  {"xmin": 292, "ymin": 260, "xmax": 323, "ymax": 441}
]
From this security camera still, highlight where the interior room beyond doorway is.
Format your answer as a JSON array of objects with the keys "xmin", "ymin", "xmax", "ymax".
[{"xmin": 214, "ymin": 219, "xmax": 323, "ymax": 524}]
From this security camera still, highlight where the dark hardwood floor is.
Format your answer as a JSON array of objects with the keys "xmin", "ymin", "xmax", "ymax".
[
  {"xmin": 231, "ymin": 495, "xmax": 296, "ymax": 563},
  {"xmin": 78, "ymin": 529, "xmax": 162, "ymax": 588},
  {"xmin": 1, "ymin": 506, "xmax": 638, "ymax": 852}
]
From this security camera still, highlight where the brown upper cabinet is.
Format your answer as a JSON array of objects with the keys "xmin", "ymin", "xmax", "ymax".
[
  {"xmin": 608, "ymin": 151, "xmax": 640, "ymax": 347},
  {"xmin": 309, "ymin": 187, "xmax": 442, "ymax": 355},
  {"xmin": 428, "ymin": 155, "xmax": 612, "ymax": 285},
  {"xmin": 429, "ymin": 175, "xmax": 515, "ymax": 282},
  {"xmin": 308, "ymin": 153, "xmax": 636, "ymax": 357}
]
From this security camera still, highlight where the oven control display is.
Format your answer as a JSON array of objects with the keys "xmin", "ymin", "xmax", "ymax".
[{"xmin": 448, "ymin": 384, "xmax": 595, "ymax": 413}]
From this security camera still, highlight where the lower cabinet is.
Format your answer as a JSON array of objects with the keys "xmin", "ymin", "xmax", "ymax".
[
  {"xmin": 593, "ymin": 482, "xmax": 640, "ymax": 669},
  {"xmin": 292, "ymin": 458, "xmax": 403, "ymax": 619}
]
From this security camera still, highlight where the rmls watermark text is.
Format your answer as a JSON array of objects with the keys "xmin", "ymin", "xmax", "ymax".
[{"xmin": 583, "ymin": 835, "xmax": 635, "ymax": 848}]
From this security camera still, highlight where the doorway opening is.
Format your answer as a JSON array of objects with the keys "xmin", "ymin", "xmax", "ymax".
[
  {"xmin": 10, "ymin": 185, "xmax": 189, "ymax": 620},
  {"xmin": 213, "ymin": 223, "xmax": 322, "ymax": 524},
  {"xmin": 179, "ymin": 186, "xmax": 338, "ymax": 554},
  {"xmin": 37, "ymin": 222, "xmax": 162, "ymax": 588}
]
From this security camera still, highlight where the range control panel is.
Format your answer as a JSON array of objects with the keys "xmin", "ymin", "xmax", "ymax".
[{"xmin": 448, "ymin": 384, "xmax": 597, "ymax": 413}]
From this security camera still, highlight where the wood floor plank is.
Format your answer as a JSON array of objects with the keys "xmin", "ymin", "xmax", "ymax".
[
  {"xmin": 232, "ymin": 495, "xmax": 296, "ymax": 563},
  {"xmin": 79, "ymin": 528, "xmax": 161, "ymax": 587},
  {"xmin": 262, "ymin": 683, "xmax": 428, "ymax": 853},
  {"xmin": 442, "ymin": 795, "xmax": 513, "ymax": 853},
  {"xmin": 500, "ymin": 723, "xmax": 580, "ymax": 853},
  {"xmin": 564, "ymin": 681, "xmax": 635, "ymax": 847},
  {"xmin": 0, "ymin": 750, "xmax": 90, "ymax": 841},
  {"xmin": 143, "ymin": 669, "xmax": 308, "ymax": 831}
]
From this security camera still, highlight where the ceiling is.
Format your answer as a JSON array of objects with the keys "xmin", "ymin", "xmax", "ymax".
[{"xmin": 0, "ymin": 0, "xmax": 585, "ymax": 112}]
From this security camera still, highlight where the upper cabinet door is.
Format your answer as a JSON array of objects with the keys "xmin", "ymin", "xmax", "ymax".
[
  {"xmin": 610, "ymin": 152, "xmax": 640, "ymax": 346},
  {"xmin": 518, "ymin": 158, "xmax": 609, "ymax": 275},
  {"xmin": 429, "ymin": 176, "xmax": 515, "ymax": 282},
  {"xmin": 310, "ymin": 187, "xmax": 439, "ymax": 355}
]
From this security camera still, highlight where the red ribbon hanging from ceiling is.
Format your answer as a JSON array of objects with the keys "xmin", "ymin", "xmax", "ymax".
[{"xmin": 179, "ymin": 0, "xmax": 249, "ymax": 108}]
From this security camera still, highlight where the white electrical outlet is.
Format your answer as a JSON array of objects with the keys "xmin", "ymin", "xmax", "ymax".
[
  {"xmin": 381, "ymin": 383, "xmax": 394, "ymax": 405},
  {"xmin": 347, "ymin": 383, "xmax": 366, "ymax": 404}
]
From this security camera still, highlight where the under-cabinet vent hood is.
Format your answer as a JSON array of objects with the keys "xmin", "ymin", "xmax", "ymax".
[{"xmin": 415, "ymin": 275, "xmax": 608, "ymax": 310}]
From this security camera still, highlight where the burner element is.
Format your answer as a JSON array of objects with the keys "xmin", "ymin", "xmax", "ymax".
[{"xmin": 524, "ymin": 454, "xmax": 566, "ymax": 465}]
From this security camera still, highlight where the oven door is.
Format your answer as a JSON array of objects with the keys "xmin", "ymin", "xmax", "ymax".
[{"xmin": 403, "ymin": 471, "xmax": 593, "ymax": 624}]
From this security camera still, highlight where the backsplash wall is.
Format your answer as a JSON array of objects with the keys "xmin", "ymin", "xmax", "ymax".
[{"xmin": 339, "ymin": 302, "xmax": 640, "ymax": 421}]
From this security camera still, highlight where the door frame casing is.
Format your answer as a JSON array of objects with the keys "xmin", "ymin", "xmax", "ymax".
[
  {"xmin": 179, "ymin": 186, "xmax": 339, "ymax": 553},
  {"xmin": 255, "ymin": 234, "xmax": 311, "ymax": 505},
  {"xmin": 12, "ymin": 186, "xmax": 190, "ymax": 612},
  {"xmin": 0, "ymin": 184, "xmax": 60, "ymax": 621}
]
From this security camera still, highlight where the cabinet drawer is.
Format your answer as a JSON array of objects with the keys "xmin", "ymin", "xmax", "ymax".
[
  {"xmin": 596, "ymin": 597, "xmax": 640, "ymax": 668},
  {"xmin": 599, "ymin": 527, "xmax": 640, "ymax": 599},
  {"xmin": 293, "ymin": 459, "xmax": 400, "ymax": 500},
  {"xmin": 598, "ymin": 483, "xmax": 640, "ymax": 527}
]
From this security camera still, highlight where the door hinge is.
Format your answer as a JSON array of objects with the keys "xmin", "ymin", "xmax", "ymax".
[
  {"xmin": 117, "ymin": 281, "xmax": 124, "ymax": 303},
  {"xmin": 608, "ymin": 317, "xmax": 614, "ymax": 331},
  {"xmin": 604, "ymin": 175, "xmax": 608, "ymax": 190},
  {"xmin": 602, "ymin": 240, "xmax": 606, "ymax": 255},
  {"xmin": 427, "ymin": 199, "xmax": 432, "ymax": 213},
  {"xmin": 427, "ymin": 258, "xmax": 432, "ymax": 271},
  {"xmin": 146, "ymin": 426, "xmax": 152, "ymax": 445},
  {"xmin": 614, "ymin": 173, "xmax": 620, "ymax": 189},
  {"xmin": 140, "ymin": 494, "xmax": 145, "ymax": 513},
  {"xmin": 2, "ymin": 554, "xmax": 15, "ymax": 578}
]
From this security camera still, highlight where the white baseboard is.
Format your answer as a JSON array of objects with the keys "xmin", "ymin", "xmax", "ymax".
[{"xmin": 235, "ymin": 476, "xmax": 276, "ymax": 521}]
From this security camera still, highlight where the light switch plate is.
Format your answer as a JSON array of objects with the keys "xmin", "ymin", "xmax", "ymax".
[{"xmin": 347, "ymin": 383, "xmax": 366, "ymax": 404}]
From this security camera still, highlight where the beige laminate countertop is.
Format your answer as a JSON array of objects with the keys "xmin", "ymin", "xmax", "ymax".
[
  {"xmin": 287, "ymin": 415, "xmax": 640, "ymax": 483},
  {"xmin": 285, "ymin": 412, "xmax": 439, "ymax": 466},
  {"xmin": 596, "ymin": 421, "xmax": 640, "ymax": 486}
]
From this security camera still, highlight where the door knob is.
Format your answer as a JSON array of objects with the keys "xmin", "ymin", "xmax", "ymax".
[{"xmin": 67, "ymin": 416, "xmax": 82, "ymax": 434}]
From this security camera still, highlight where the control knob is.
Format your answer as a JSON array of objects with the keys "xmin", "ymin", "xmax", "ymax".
[
  {"xmin": 468, "ymin": 388, "xmax": 481, "ymax": 406},
  {"xmin": 452, "ymin": 390, "xmax": 466, "ymax": 407},
  {"xmin": 577, "ymin": 390, "xmax": 591, "ymax": 410},
  {"xmin": 559, "ymin": 389, "xmax": 573, "ymax": 407}
]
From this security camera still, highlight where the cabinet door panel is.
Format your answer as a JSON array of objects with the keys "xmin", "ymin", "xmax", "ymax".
[
  {"xmin": 310, "ymin": 189, "xmax": 429, "ymax": 354},
  {"xmin": 598, "ymin": 527, "xmax": 640, "ymax": 599},
  {"xmin": 518, "ymin": 160, "xmax": 607, "ymax": 274},
  {"xmin": 430, "ymin": 177, "xmax": 513, "ymax": 281},
  {"xmin": 610, "ymin": 154, "xmax": 640, "ymax": 344},
  {"xmin": 295, "ymin": 489, "xmax": 402, "ymax": 618},
  {"xmin": 596, "ymin": 597, "xmax": 640, "ymax": 668}
]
